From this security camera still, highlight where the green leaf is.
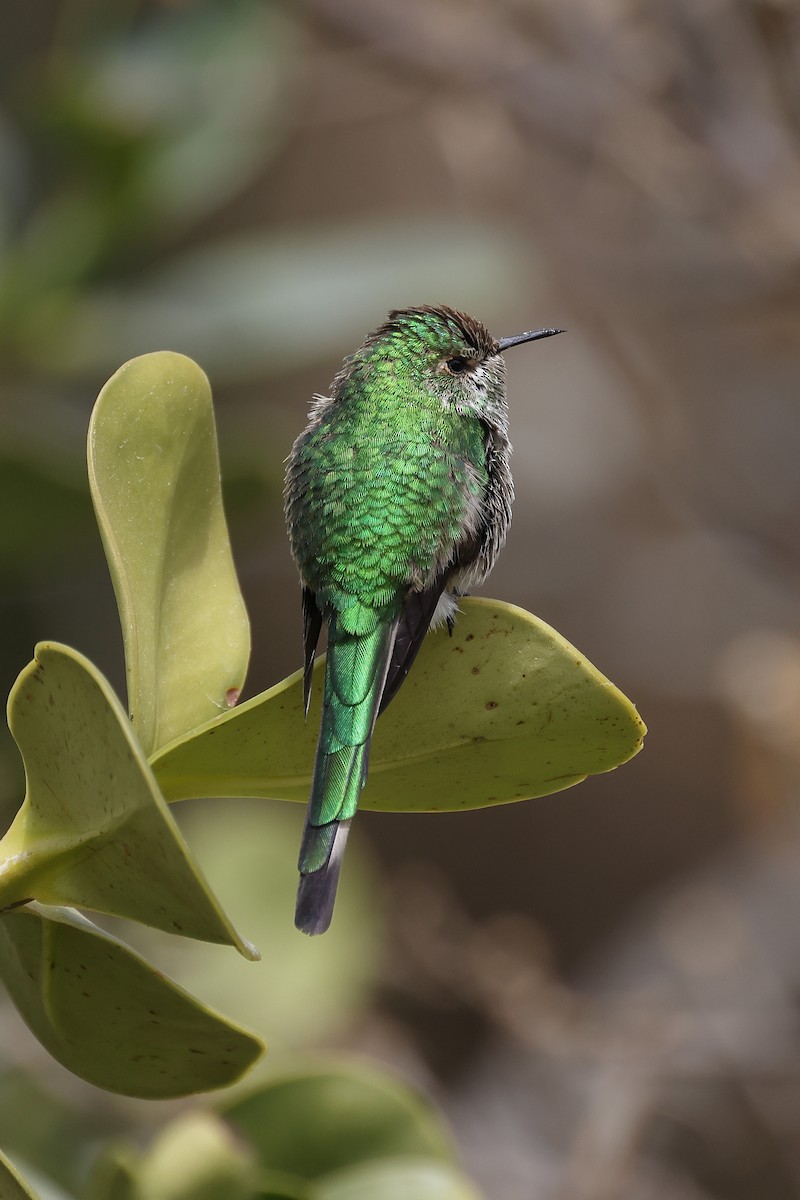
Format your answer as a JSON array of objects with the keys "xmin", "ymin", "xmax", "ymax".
[
  {"xmin": 223, "ymin": 1062, "xmax": 453, "ymax": 1183},
  {"xmin": 0, "ymin": 904, "xmax": 264, "ymax": 1099},
  {"xmin": 86, "ymin": 1143, "xmax": 140, "ymax": 1200},
  {"xmin": 256, "ymin": 1181, "xmax": 310, "ymax": 1200},
  {"xmin": 152, "ymin": 599, "xmax": 646, "ymax": 812},
  {"xmin": 88, "ymin": 350, "xmax": 250, "ymax": 757},
  {"xmin": 314, "ymin": 1160, "xmax": 482, "ymax": 1200},
  {"xmin": 137, "ymin": 800, "xmax": 380, "ymax": 1053},
  {"xmin": 0, "ymin": 1150, "xmax": 43, "ymax": 1200},
  {"xmin": 1, "ymin": 641, "xmax": 256, "ymax": 957},
  {"xmin": 0, "ymin": 1071, "xmax": 105, "ymax": 1197},
  {"xmin": 137, "ymin": 1112, "xmax": 257, "ymax": 1200}
]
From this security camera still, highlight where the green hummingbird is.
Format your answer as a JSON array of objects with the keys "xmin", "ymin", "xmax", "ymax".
[{"xmin": 285, "ymin": 305, "xmax": 563, "ymax": 934}]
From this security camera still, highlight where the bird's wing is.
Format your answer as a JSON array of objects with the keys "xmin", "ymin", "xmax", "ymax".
[
  {"xmin": 302, "ymin": 585, "xmax": 323, "ymax": 716},
  {"xmin": 378, "ymin": 511, "xmax": 488, "ymax": 715},
  {"xmin": 377, "ymin": 573, "xmax": 451, "ymax": 715}
]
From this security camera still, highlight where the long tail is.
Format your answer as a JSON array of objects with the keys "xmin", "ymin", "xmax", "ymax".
[{"xmin": 295, "ymin": 615, "xmax": 397, "ymax": 935}]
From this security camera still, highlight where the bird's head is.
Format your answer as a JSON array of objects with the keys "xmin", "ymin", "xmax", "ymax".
[{"xmin": 338, "ymin": 304, "xmax": 563, "ymax": 424}]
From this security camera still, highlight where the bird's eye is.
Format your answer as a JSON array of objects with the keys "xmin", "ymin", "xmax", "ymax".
[{"xmin": 444, "ymin": 356, "xmax": 470, "ymax": 375}]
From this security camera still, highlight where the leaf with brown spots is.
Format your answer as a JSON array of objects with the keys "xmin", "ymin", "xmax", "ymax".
[
  {"xmin": 1, "ymin": 643, "xmax": 256, "ymax": 958},
  {"xmin": 152, "ymin": 598, "xmax": 646, "ymax": 813},
  {"xmin": 0, "ymin": 904, "xmax": 263, "ymax": 1098}
]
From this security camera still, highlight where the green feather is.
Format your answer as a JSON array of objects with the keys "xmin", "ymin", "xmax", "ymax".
[
  {"xmin": 300, "ymin": 616, "xmax": 396, "ymax": 837},
  {"xmin": 295, "ymin": 617, "xmax": 396, "ymax": 935}
]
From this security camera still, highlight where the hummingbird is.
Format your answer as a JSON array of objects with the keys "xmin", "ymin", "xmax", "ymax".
[{"xmin": 285, "ymin": 305, "xmax": 563, "ymax": 934}]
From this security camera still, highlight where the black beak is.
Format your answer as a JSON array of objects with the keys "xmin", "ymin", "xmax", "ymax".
[{"xmin": 497, "ymin": 328, "xmax": 565, "ymax": 352}]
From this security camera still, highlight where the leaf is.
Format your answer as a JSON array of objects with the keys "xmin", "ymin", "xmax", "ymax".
[
  {"xmin": 152, "ymin": 599, "xmax": 646, "ymax": 812},
  {"xmin": 257, "ymin": 1182, "xmax": 310, "ymax": 1200},
  {"xmin": 0, "ymin": 904, "xmax": 264, "ymax": 1099},
  {"xmin": 1, "ymin": 641, "xmax": 256, "ymax": 958},
  {"xmin": 88, "ymin": 350, "xmax": 250, "ymax": 757},
  {"xmin": 314, "ymin": 1159, "xmax": 482, "ymax": 1200},
  {"xmin": 222, "ymin": 1062, "xmax": 453, "ymax": 1183},
  {"xmin": 137, "ymin": 800, "xmax": 381, "ymax": 1052},
  {"xmin": 137, "ymin": 1112, "xmax": 257, "ymax": 1200},
  {"xmin": 0, "ymin": 1072, "xmax": 101, "ymax": 1197},
  {"xmin": 0, "ymin": 1150, "xmax": 44, "ymax": 1200},
  {"xmin": 85, "ymin": 1143, "xmax": 140, "ymax": 1200}
]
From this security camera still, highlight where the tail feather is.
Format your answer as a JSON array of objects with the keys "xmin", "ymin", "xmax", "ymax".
[
  {"xmin": 295, "ymin": 820, "xmax": 351, "ymax": 936},
  {"xmin": 298, "ymin": 746, "xmax": 364, "ymax": 872},
  {"xmin": 295, "ymin": 614, "xmax": 397, "ymax": 935}
]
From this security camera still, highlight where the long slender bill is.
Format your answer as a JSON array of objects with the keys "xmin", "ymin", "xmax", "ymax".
[{"xmin": 497, "ymin": 328, "xmax": 565, "ymax": 352}]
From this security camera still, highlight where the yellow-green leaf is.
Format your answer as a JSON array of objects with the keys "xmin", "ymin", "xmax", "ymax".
[
  {"xmin": 315, "ymin": 1159, "xmax": 482, "ymax": 1200},
  {"xmin": 137, "ymin": 1112, "xmax": 258, "ymax": 1200},
  {"xmin": 86, "ymin": 1143, "xmax": 140, "ymax": 1200},
  {"xmin": 0, "ymin": 1150, "xmax": 43, "ymax": 1200},
  {"xmin": 1, "ymin": 642, "xmax": 256, "ymax": 958},
  {"xmin": 88, "ymin": 351, "xmax": 250, "ymax": 756},
  {"xmin": 0, "ymin": 905, "xmax": 264, "ymax": 1099},
  {"xmin": 152, "ymin": 599, "xmax": 646, "ymax": 812}
]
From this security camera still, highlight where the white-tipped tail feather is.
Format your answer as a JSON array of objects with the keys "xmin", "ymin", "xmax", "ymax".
[{"xmin": 294, "ymin": 819, "xmax": 352, "ymax": 935}]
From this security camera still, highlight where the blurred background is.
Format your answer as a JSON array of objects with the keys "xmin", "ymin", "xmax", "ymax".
[{"xmin": 1, "ymin": 1, "xmax": 800, "ymax": 1196}]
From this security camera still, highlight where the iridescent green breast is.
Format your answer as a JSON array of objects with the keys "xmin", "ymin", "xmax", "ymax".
[{"xmin": 286, "ymin": 384, "xmax": 487, "ymax": 634}]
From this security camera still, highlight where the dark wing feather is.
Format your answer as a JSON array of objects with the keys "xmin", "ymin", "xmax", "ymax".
[
  {"xmin": 302, "ymin": 586, "xmax": 323, "ymax": 716},
  {"xmin": 378, "ymin": 518, "xmax": 486, "ymax": 716},
  {"xmin": 378, "ymin": 574, "xmax": 450, "ymax": 715}
]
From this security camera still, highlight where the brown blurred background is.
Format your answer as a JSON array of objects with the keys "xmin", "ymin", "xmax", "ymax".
[{"xmin": 1, "ymin": 1, "xmax": 800, "ymax": 1197}]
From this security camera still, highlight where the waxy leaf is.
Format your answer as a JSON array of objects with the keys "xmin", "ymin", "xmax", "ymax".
[
  {"xmin": 1, "ymin": 641, "xmax": 256, "ymax": 958},
  {"xmin": 316, "ymin": 1160, "xmax": 482, "ymax": 1200},
  {"xmin": 0, "ymin": 905, "xmax": 263, "ymax": 1098},
  {"xmin": 0, "ymin": 1151, "xmax": 42, "ymax": 1200},
  {"xmin": 88, "ymin": 351, "xmax": 250, "ymax": 757},
  {"xmin": 256, "ymin": 1183, "xmax": 308, "ymax": 1200},
  {"xmin": 223, "ymin": 1062, "xmax": 453, "ymax": 1182},
  {"xmin": 86, "ymin": 1144, "xmax": 139, "ymax": 1200},
  {"xmin": 141, "ymin": 801, "xmax": 380, "ymax": 1051},
  {"xmin": 152, "ymin": 598, "xmax": 646, "ymax": 812},
  {"xmin": 137, "ymin": 1112, "xmax": 258, "ymax": 1200}
]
